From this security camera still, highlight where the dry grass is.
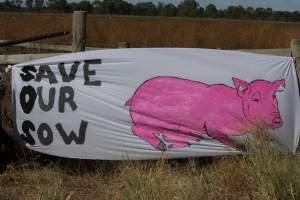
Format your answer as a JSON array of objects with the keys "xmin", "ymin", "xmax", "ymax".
[
  {"xmin": 1, "ymin": 68, "xmax": 12, "ymax": 135},
  {"xmin": 1, "ymin": 12, "xmax": 300, "ymax": 49},
  {"xmin": 0, "ymin": 136, "xmax": 299, "ymax": 200}
]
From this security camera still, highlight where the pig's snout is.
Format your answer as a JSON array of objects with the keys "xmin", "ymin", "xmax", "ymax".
[{"xmin": 272, "ymin": 117, "xmax": 282, "ymax": 128}]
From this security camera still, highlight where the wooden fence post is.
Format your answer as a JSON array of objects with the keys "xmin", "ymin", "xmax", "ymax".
[
  {"xmin": 72, "ymin": 11, "xmax": 87, "ymax": 52},
  {"xmin": 291, "ymin": 39, "xmax": 300, "ymax": 76}
]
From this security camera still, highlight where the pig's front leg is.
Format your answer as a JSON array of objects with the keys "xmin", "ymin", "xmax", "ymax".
[{"xmin": 204, "ymin": 123, "xmax": 235, "ymax": 147}]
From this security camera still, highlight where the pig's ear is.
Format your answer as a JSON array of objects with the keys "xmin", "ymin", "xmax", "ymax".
[
  {"xmin": 273, "ymin": 79, "xmax": 285, "ymax": 92},
  {"xmin": 232, "ymin": 77, "xmax": 251, "ymax": 97}
]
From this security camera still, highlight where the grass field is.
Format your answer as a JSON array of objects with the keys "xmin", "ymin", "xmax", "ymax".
[
  {"xmin": 0, "ymin": 136, "xmax": 299, "ymax": 200},
  {"xmin": 1, "ymin": 13, "xmax": 300, "ymax": 200},
  {"xmin": 2, "ymin": 12, "xmax": 300, "ymax": 49}
]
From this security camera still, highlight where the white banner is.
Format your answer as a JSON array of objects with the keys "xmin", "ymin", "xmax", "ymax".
[{"xmin": 10, "ymin": 48, "xmax": 300, "ymax": 160}]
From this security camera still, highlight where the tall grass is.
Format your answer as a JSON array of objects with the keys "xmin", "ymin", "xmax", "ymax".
[
  {"xmin": 0, "ymin": 135, "xmax": 299, "ymax": 200},
  {"xmin": 2, "ymin": 13, "xmax": 300, "ymax": 49}
]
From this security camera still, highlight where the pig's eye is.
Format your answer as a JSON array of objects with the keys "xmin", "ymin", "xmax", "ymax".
[
  {"xmin": 273, "ymin": 94, "xmax": 276, "ymax": 99},
  {"xmin": 252, "ymin": 98, "xmax": 260, "ymax": 102},
  {"xmin": 251, "ymin": 92, "xmax": 261, "ymax": 103}
]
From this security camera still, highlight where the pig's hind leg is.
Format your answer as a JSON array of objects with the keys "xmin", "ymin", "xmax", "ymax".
[
  {"xmin": 132, "ymin": 124, "xmax": 169, "ymax": 151},
  {"xmin": 163, "ymin": 126, "xmax": 203, "ymax": 149}
]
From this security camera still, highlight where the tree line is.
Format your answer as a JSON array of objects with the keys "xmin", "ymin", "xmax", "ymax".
[{"xmin": 1, "ymin": 0, "xmax": 300, "ymax": 22}]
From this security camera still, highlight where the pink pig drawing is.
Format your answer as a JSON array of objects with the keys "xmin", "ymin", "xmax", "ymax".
[{"xmin": 126, "ymin": 76, "xmax": 285, "ymax": 151}]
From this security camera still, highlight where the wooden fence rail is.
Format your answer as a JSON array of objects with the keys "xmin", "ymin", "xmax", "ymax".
[
  {"xmin": 0, "ymin": 31, "xmax": 70, "ymax": 47},
  {"xmin": 0, "ymin": 40, "xmax": 101, "ymax": 52}
]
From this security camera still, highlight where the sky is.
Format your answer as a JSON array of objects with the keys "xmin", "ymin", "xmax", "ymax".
[{"xmin": 128, "ymin": 0, "xmax": 300, "ymax": 12}]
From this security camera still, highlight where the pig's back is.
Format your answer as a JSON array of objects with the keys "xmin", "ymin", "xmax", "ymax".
[{"xmin": 130, "ymin": 77, "xmax": 240, "ymax": 129}]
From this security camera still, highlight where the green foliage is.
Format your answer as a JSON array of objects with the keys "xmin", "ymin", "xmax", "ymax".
[
  {"xmin": 204, "ymin": 4, "xmax": 217, "ymax": 17},
  {"xmin": 157, "ymin": 3, "xmax": 177, "ymax": 17},
  {"xmin": 70, "ymin": 0, "xmax": 93, "ymax": 13},
  {"xmin": 46, "ymin": 0, "xmax": 71, "ymax": 12},
  {"xmin": 177, "ymin": 0, "xmax": 199, "ymax": 17},
  {"xmin": 133, "ymin": 2, "xmax": 157, "ymax": 16}
]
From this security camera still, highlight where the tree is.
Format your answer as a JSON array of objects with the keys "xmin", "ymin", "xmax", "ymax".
[
  {"xmin": 133, "ymin": 2, "xmax": 157, "ymax": 16},
  {"xmin": 72, "ymin": 0, "xmax": 93, "ymax": 13},
  {"xmin": 225, "ymin": 5, "xmax": 246, "ymax": 19},
  {"xmin": 46, "ymin": 0, "xmax": 71, "ymax": 12},
  {"xmin": 245, "ymin": 7, "xmax": 255, "ymax": 19},
  {"xmin": 204, "ymin": 4, "xmax": 217, "ymax": 17},
  {"xmin": 56, "ymin": 0, "xmax": 71, "ymax": 12},
  {"xmin": 290, "ymin": 11, "xmax": 300, "ymax": 21},
  {"xmin": 98, "ymin": 0, "xmax": 113, "ymax": 14},
  {"xmin": 56, "ymin": 0, "xmax": 72, "ymax": 13},
  {"xmin": 265, "ymin": 8, "xmax": 273, "ymax": 20},
  {"xmin": 111, "ymin": 0, "xmax": 130, "ymax": 15},
  {"xmin": 157, "ymin": 2, "xmax": 177, "ymax": 17},
  {"xmin": 92, "ymin": 0, "xmax": 103, "ymax": 14},
  {"xmin": 25, "ymin": 0, "xmax": 33, "ymax": 9},
  {"xmin": 197, "ymin": 6, "xmax": 204, "ymax": 17},
  {"xmin": 177, "ymin": 0, "xmax": 199, "ymax": 17},
  {"xmin": 254, "ymin": 7, "xmax": 266, "ymax": 20}
]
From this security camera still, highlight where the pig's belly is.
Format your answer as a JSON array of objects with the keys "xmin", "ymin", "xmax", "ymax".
[{"xmin": 130, "ymin": 77, "xmax": 211, "ymax": 132}]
